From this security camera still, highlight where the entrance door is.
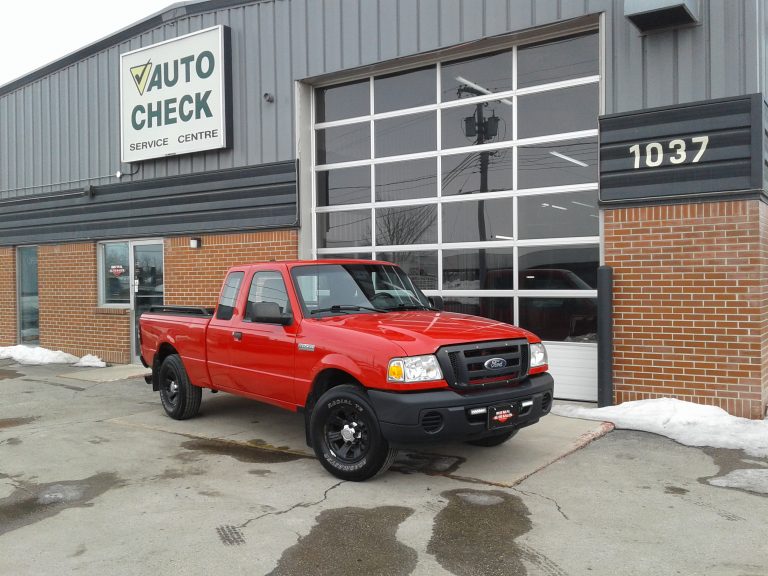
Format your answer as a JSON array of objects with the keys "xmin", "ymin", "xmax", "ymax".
[{"xmin": 131, "ymin": 242, "xmax": 164, "ymax": 361}]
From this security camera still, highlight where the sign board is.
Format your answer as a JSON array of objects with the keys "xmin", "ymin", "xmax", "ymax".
[
  {"xmin": 599, "ymin": 94, "xmax": 763, "ymax": 204},
  {"xmin": 120, "ymin": 26, "xmax": 230, "ymax": 163}
]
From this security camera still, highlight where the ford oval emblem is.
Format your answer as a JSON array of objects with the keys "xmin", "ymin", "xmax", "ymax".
[{"xmin": 484, "ymin": 357, "xmax": 507, "ymax": 370}]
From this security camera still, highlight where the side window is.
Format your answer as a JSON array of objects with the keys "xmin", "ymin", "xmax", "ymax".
[
  {"xmin": 216, "ymin": 272, "xmax": 245, "ymax": 320},
  {"xmin": 246, "ymin": 271, "xmax": 292, "ymax": 321}
]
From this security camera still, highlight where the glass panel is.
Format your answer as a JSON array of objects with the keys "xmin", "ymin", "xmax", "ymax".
[
  {"xmin": 518, "ymin": 191, "xmax": 599, "ymax": 239},
  {"xmin": 317, "ymin": 166, "xmax": 371, "ymax": 207},
  {"xmin": 519, "ymin": 246, "xmax": 599, "ymax": 289},
  {"xmin": 377, "ymin": 251, "xmax": 438, "ymax": 290},
  {"xmin": 519, "ymin": 297, "xmax": 597, "ymax": 342},
  {"xmin": 441, "ymin": 51, "xmax": 513, "ymax": 102},
  {"xmin": 376, "ymin": 158, "xmax": 437, "ymax": 202},
  {"xmin": 134, "ymin": 244, "xmax": 164, "ymax": 352},
  {"xmin": 518, "ymin": 138, "xmax": 598, "ymax": 189},
  {"xmin": 443, "ymin": 296, "xmax": 515, "ymax": 325},
  {"xmin": 374, "ymin": 66, "xmax": 436, "ymax": 113},
  {"xmin": 441, "ymin": 148, "xmax": 513, "ymax": 195},
  {"xmin": 315, "ymin": 79, "xmax": 369, "ymax": 123},
  {"xmin": 316, "ymin": 123, "xmax": 370, "ymax": 164},
  {"xmin": 216, "ymin": 272, "xmax": 244, "ymax": 321},
  {"xmin": 441, "ymin": 101, "xmax": 513, "ymax": 149},
  {"xmin": 375, "ymin": 112, "xmax": 436, "ymax": 157},
  {"xmin": 103, "ymin": 242, "xmax": 130, "ymax": 304},
  {"xmin": 518, "ymin": 33, "xmax": 599, "ymax": 88},
  {"xmin": 316, "ymin": 210, "xmax": 372, "ymax": 248},
  {"xmin": 376, "ymin": 205, "xmax": 437, "ymax": 246},
  {"xmin": 317, "ymin": 252, "xmax": 372, "ymax": 261},
  {"xmin": 18, "ymin": 247, "xmax": 39, "ymax": 345},
  {"xmin": 517, "ymin": 84, "xmax": 598, "ymax": 139},
  {"xmin": 442, "ymin": 198, "xmax": 514, "ymax": 243},
  {"xmin": 246, "ymin": 271, "xmax": 291, "ymax": 319},
  {"xmin": 443, "ymin": 248, "xmax": 515, "ymax": 290}
]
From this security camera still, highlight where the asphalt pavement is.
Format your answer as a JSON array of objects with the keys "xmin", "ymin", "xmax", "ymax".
[{"xmin": 1, "ymin": 360, "xmax": 766, "ymax": 576}]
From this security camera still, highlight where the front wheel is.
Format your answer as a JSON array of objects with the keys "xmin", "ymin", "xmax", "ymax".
[
  {"xmin": 309, "ymin": 385, "xmax": 397, "ymax": 481},
  {"xmin": 466, "ymin": 429, "xmax": 518, "ymax": 447},
  {"xmin": 158, "ymin": 354, "xmax": 202, "ymax": 420}
]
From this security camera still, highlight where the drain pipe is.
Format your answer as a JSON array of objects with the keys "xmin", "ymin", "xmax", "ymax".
[{"xmin": 597, "ymin": 266, "xmax": 614, "ymax": 407}]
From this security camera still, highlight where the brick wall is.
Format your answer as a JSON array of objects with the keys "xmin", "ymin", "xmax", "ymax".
[
  {"xmin": 605, "ymin": 200, "xmax": 767, "ymax": 419},
  {"xmin": 164, "ymin": 230, "xmax": 299, "ymax": 306},
  {"xmin": 0, "ymin": 247, "xmax": 16, "ymax": 346},
  {"xmin": 38, "ymin": 243, "xmax": 132, "ymax": 364}
]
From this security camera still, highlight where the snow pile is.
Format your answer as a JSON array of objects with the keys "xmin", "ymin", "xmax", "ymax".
[
  {"xmin": 0, "ymin": 345, "xmax": 79, "ymax": 365},
  {"xmin": 553, "ymin": 398, "xmax": 768, "ymax": 494},
  {"xmin": 0, "ymin": 345, "xmax": 106, "ymax": 368},
  {"xmin": 73, "ymin": 354, "xmax": 107, "ymax": 368},
  {"xmin": 552, "ymin": 398, "xmax": 768, "ymax": 458}
]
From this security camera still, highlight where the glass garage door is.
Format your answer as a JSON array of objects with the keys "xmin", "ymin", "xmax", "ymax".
[{"xmin": 311, "ymin": 33, "xmax": 600, "ymax": 401}]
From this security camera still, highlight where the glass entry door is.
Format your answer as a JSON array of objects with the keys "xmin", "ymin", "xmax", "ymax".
[{"xmin": 131, "ymin": 242, "xmax": 164, "ymax": 360}]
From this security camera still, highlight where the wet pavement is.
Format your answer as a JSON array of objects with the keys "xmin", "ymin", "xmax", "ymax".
[{"xmin": 1, "ymin": 360, "xmax": 766, "ymax": 575}]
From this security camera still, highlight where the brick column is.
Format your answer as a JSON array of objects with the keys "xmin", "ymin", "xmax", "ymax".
[
  {"xmin": 0, "ymin": 247, "xmax": 16, "ymax": 345},
  {"xmin": 604, "ymin": 200, "xmax": 767, "ymax": 419},
  {"xmin": 164, "ymin": 230, "xmax": 298, "ymax": 306}
]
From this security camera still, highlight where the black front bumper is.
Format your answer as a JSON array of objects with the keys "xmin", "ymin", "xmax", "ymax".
[{"xmin": 368, "ymin": 372, "xmax": 554, "ymax": 445}]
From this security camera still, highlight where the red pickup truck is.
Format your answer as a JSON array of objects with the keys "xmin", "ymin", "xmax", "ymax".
[{"xmin": 139, "ymin": 260, "xmax": 554, "ymax": 481}]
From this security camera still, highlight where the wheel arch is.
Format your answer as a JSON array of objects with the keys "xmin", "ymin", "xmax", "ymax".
[{"xmin": 151, "ymin": 342, "xmax": 179, "ymax": 391}]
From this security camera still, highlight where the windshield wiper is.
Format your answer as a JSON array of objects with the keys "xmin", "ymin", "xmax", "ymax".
[{"xmin": 310, "ymin": 304, "xmax": 387, "ymax": 315}]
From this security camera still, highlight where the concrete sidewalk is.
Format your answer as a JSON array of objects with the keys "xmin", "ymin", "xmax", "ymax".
[{"xmin": 1, "ymin": 361, "xmax": 765, "ymax": 575}]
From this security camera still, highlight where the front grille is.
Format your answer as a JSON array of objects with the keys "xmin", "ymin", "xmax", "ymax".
[{"xmin": 436, "ymin": 339, "xmax": 529, "ymax": 390}]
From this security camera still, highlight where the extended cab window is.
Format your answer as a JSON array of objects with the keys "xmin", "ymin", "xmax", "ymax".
[
  {"xmin": 216, "ymin": 272, "xmax": 245, "ymax": 320},
  {"xmin": 245, "ymin": 271, "xmax": 291, "ymax": 321}
]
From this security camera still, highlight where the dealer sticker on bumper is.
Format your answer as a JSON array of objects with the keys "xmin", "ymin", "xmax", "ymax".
[{"xmin": 488, "ymin": 403, "xmax": 520, "ymax": 429}]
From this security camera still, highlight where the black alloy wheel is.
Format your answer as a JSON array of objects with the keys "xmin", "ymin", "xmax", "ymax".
[
  {"xmin": 310, "ymin": 385, "xmax": 397, "ymax": 481},
  {"xmin": 158, "ymin": 354, "xmax": 202, "ymax": 420}
]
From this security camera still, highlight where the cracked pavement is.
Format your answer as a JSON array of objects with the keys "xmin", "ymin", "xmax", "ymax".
[{"xmin": 1, "ymin": 361, "xmax": 766, "ymax": 575}]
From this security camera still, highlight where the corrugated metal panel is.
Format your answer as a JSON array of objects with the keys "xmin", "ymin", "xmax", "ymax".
[
  {"xmin": 0, "ymin": 0, "xmax": 763, "ymax": 203},
  {"xmin": 600, "ymin": 95, "xmax": 762, "ymax": 203},
  {"xmin": 0, "ymin": 161, "xmax": 296, "ymax": 246}
]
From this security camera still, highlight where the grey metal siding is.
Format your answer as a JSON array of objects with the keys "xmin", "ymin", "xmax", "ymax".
[
  {"xmin": 0, "ymin": 0, "xmax": 763, "ymax": 203},
  {"xmin": 0, "ymin": 161, "xmax": 296, "ymax": 246}
]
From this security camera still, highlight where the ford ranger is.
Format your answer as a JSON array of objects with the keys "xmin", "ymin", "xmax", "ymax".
[{"xmin": 139, "ymin": 260, "xmax": 554, "ymax": 481}]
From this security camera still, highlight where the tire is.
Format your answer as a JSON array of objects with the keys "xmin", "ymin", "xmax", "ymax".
[
  {"xmin": 158, "ymin": 354, "xmax": 202, "ymax": 420},
  {"xmin": 310, "ymin": 384, "xmax": 397, "ymax": 481},
  {"xmin": 466, "ymin": 429, "xmax": 518, "ymax": 447}
]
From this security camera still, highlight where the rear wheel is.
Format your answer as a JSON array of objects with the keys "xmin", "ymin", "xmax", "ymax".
[
  {"xmin": 466, "ymin": 429, "xmax": 518, "ymax": 447},
  {"xmin": 158, "ymin": 354, "xmax": 202, "ymax": 420},
  {"xmin": 310, "ymin": 385, "xmax": 396, "ymax": 481}
]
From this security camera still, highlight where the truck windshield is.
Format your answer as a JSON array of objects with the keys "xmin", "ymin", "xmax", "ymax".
[{"xmin": 291, "ymin": 263, "xmax": 433, "ymax": 317}]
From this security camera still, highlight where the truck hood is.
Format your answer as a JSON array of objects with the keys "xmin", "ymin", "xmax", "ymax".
[{"xmin": 311, "ymin": 311, "xmax": 537, "ymax": 356}]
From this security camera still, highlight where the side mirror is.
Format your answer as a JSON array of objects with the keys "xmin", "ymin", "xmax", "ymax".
[
  {"xmin": 249, "ymin": 302, "xmax": 293, "ymax": 325},
  {"xmin": 428, "ymin": 295, "xmax": 444, "ymax": 311}
]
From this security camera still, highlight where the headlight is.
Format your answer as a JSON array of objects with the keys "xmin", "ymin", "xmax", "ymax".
[
  {"xmin": 529, "ymin": 343, "xmax": 548, "ymax": 368},
  {"xmin": 387, "ymin": 355, "xmax": 443, "ymax": 383}
]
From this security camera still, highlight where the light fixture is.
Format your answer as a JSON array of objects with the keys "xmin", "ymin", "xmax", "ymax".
[
  {"xmin": 189, "ymin": 238, "xmax": 202, "ymax": 249},
  {"xmin": 455, "ymin": 76, "xmax": 513, "ymax": 105},
  {"xmin": 493, "ymin": 234, "xmax": 515, "ymax": 241},
  {"xmin": 550, "ymin": 151, "xmax": 589, "ymax": 167}
]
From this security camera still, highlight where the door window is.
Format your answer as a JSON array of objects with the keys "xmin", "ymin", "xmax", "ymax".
[
  {"xmin": 216, "ymin": 272, "xmax": 245, "ymax": 320},
  {"xmin": 245, "ymin": 272, "xmax": 291, "ymax": 322}
]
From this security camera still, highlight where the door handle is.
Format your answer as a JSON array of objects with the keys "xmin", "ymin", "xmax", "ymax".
[{"xmin": 232, "ymin": 331, "xmax": 242, "ymax": 341}]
